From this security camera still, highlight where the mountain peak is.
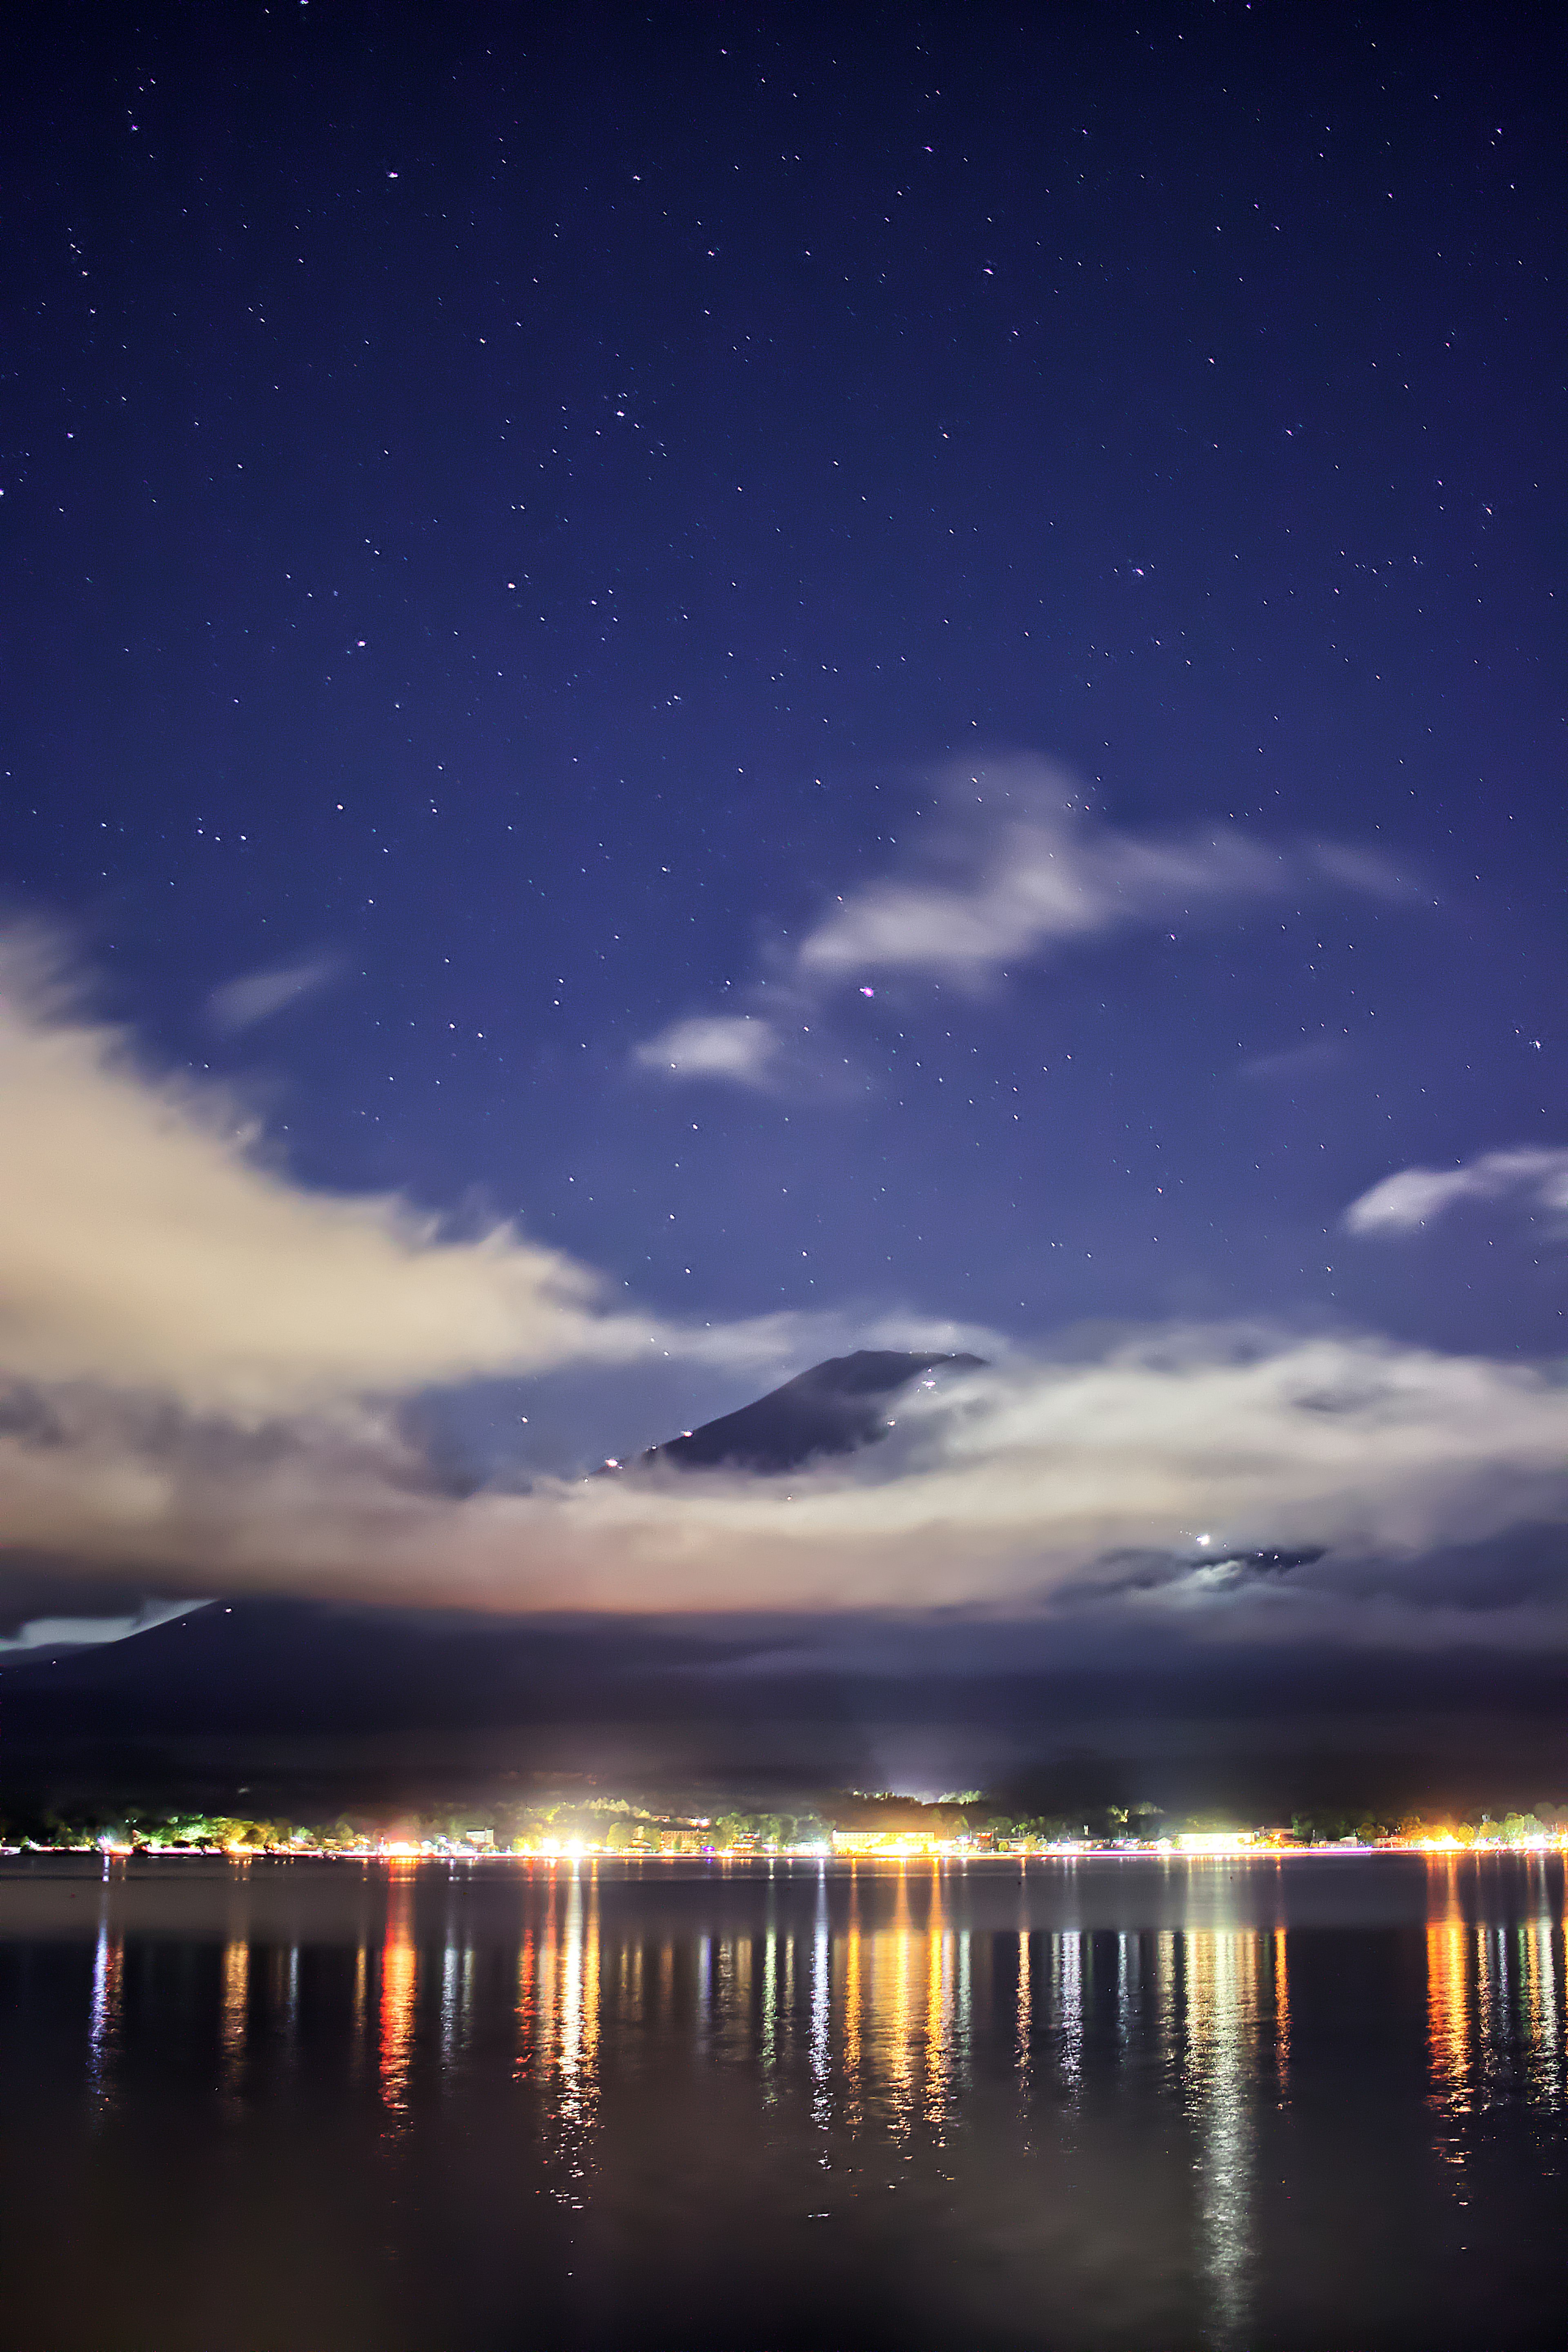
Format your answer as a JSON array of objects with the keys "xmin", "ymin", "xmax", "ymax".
[{"xmin": 615, "ymin": 1348, "xmax": 985, "ymax": 1477}]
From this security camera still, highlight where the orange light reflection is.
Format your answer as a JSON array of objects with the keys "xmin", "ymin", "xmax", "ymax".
[{"xmin": 378, "ymin": 1861, "xmax": 417, "ymax": 2112}]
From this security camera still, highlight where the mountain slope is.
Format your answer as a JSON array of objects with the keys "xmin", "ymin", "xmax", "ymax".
[{"xmin": 621, "ymin": 1348, "xmax": 985, "ymax": 1475}]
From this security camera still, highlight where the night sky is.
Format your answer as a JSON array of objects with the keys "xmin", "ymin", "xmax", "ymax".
[{"xmin": 1, "ymin": 4, "xmax": 1564, "ymax": 1796}]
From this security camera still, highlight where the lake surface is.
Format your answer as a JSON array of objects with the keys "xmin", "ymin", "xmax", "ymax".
[{"xmin": 2, "ymin": 1851, "xmax": 1568, "ymax": 2349}]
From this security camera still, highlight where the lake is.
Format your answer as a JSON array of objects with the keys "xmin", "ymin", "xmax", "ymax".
[{"xmin": 2, "ymin": 1850, "xmax": 1566, "ymax": 2348}]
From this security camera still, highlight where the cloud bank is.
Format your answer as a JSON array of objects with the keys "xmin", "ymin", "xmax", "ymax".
[
  {"xmin": 5, "ymin": 1330, "xmax": 1566, "ymax": 1635},
  {"xmin": 1346, "ymin": 1148, "xmax": 1568, "ymax": 1236},
  {"xmin": 5, "ymin": 926, "xmax": 1564, "ymax": 1646},
  {"xmin": 634, "ymin": 757, "xmax": 1421, "ymax": 1089}
]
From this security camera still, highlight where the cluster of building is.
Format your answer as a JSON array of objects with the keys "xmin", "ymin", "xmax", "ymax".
[
  {"xmin": 43, "ymin": 1824, "xmax": 1568, "ymax": 1863},
  {"xmin": 12, "ymin": 1799, "xmax": 1566, "ymax": 1862}
]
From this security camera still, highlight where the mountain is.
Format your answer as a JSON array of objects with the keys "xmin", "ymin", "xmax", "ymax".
[
  {"xmin": 614, "ymin": 1348, "xmax": 986, "ymax": 1476},
  {"xmin": 0, "ymin": 1353, "xmax": 985, "ymax": 1800}
]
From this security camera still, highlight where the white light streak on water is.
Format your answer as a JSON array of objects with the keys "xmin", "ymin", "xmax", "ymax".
[
  {"xmin": 87, "ymin": 1902, "xmax": 122, "ymax": 2114},
  {"xmin": 810, "ymin": 1868, "xmax": 831, "ymax": 2129},
  {"xmin": 1186, "ymin": 1933, "xmax": 1258, "ymax": 2352}
]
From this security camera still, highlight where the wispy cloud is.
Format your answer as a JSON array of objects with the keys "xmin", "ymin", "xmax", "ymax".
[
  {"xmin": 1238, "ymin": 1040, "xmax": 1340, "ymax": 1084},
  {"xmin": 0, "ymin": 1552, "xmax": 208, "ymax": 1652},
  {"xmin": 0, "ymin": 1597, "xmax": 199, "ymax": 1655},
  {"xmin": 1307, "ymin": 842, "xmax": 1425, "ymax": 904},
  {"xmin": 207, "ymin": 954, "xmax": 339, "ymax": 1034},
  {"xmin": 799, "ymin": 786, "xmax": 1281, "ymax": 985},
  {"xmin": 634, "ymin": 756, "xmax": 1423, "ymax": 1087},
  {"xmin": 632, "ymin": 1013, "xmax": 779, "ymax": 1086},
  {"xmin": 1345, "ymin": 1148, "xmax": 1568, "ymax": 1236}
]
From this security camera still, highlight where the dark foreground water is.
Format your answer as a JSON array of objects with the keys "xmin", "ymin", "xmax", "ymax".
[{"xmin": 2, "ymin": 1853, "xmax": 1568, "ymax": 2350}]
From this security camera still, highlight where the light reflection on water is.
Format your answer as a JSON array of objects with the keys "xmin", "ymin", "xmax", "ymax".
[
  {"xmin": 85, "ymin": 1861, "xmax": 122, "ymax": 2115},
  {"xmin": 1184, "ymin": 1929, "xmax": 1268, "ymax": 2347},
  {"xmin": 1428, "ymin": 1855, "xmax": 1472, "ymax": 2130},
  {"xmin": 9, "ymin": 1852, "xmax": 1568, "ymax": 2348},
  {"xmin": 383, "ymin": 1855, "xmax": 1568, "ymax": 2336},
  {"xmin": 378, "ymin": 1859, "xmax": 417, "ymax": 2116},
  {"xmin": 218, "ymin": 1860, "xmax": 249, "ymax": 2116},
  {"xmin": 1423, "ymin": 1846, "xmax": 1568, "ymax": 2263}
]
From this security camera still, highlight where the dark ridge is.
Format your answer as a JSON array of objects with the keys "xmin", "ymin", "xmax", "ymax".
[{"xmin": 615, "ymin": 1348, "xmax": 986, "ymax": 1477}]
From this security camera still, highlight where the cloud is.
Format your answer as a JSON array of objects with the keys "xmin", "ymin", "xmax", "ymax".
[
  {"xmin": 634, "ymin": 756, "xmax": 1423, "ymax": 1084},
  {"xmin": 1345, "ymin": 1148, "xmax": 1568, "ymax": 1235},
  {"xmin": 6, "ymin": 1328, "xmax": 1566, "ymax": 1635},
  {"xmin": 1307, "ymin": 842, "xmax": 1424, "ymax": 903},
  {"xmin": 207, "ymin": 955, "xmax": 339, "ymax": 1033},
  {"xmin": 7, "ymin": 925, "xmax": 1563, "ymax": 1647},
  {"xmin": 0, "ymin": 1551, "xmax": 208, "ymax": 1650},
  {"xmin": 0, "ymin": 929, "xmax": 864, "ymax": 1418},
  {"xmin": 1238, "ymin": 1040, "xmax": 1340, "ymax": 1083},
  {"xmin": 0, "ymin": 1597, "xmax": 200, "ymax": 1655},
  {"xmin": 798, "ymin": 781, "xmax": 1282, "ymax": 985},
  {"xmin": 633, "ymin": 1013, "xmax": 780, "ymax": 1086}
]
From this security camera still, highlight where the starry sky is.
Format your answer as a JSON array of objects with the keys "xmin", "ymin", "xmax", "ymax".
[{"xmin": 1, "ymin": 4, "xmax": 1564, "ymax": 1787}]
